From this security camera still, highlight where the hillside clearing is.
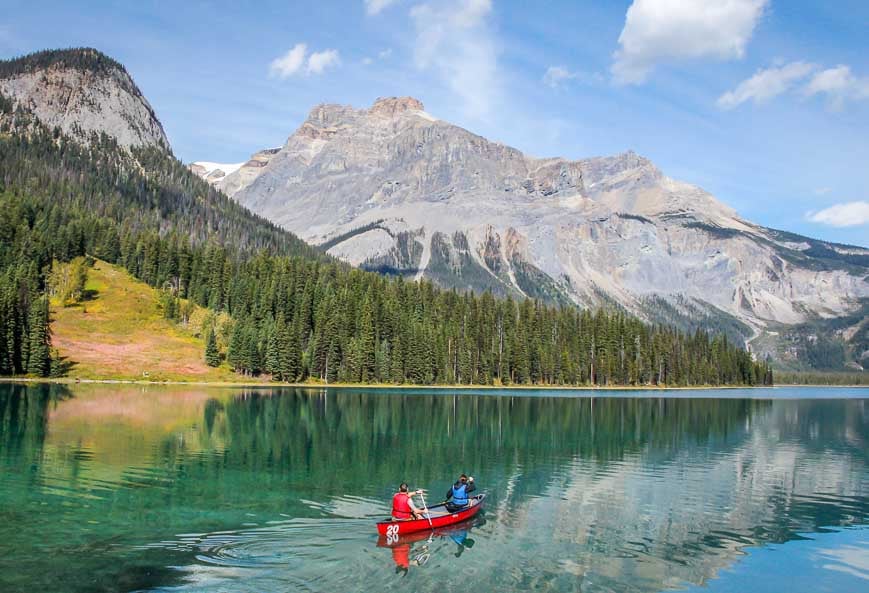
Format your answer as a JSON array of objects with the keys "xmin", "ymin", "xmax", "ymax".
[{"xmin": 50, "ymin": 260, "xmax": 246, "ymax": 382}]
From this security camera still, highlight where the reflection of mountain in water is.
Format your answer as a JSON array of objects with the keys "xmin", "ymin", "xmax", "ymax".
[
  {"xmin": 0, "ymin": 385, "xmax": 866, "ymax": 593},
  {"xmin": 501, "ymin": 401, "xmax": 868, "ymax": 591}
]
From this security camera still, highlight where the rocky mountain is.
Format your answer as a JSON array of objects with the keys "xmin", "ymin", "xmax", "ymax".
[
  {"xmin": 193, "ymin": 97, "xmax": 869, "ymax": 368},
  {"xmin": 0, "ymin": 48, "xmax": 168, "ymax": 150},
  {"xmin": 189, "ymin": 161, "xmax": 244, "ymax": 184},
  {"xmin": 191, "ymin": 148, "xmax": 280, "ymax": 195}
]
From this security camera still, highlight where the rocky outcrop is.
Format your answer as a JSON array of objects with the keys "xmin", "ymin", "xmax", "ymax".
[
  {"xmin": 191, "ymin": 148, "xmax": 280, "ymax": 196},
  {"xmin": 193, "ymin": 97, "xmax": 869, "ymax": 359},
  {"xmin": 368, "ymin": 96, "xmax": 425, "ymax": 117},
  {"xmin": 0, "ymin": 48, "xmax": 169, "ymax": 150}
]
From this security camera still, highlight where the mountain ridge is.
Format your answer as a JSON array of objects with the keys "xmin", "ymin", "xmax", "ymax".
[
  {"xmin": 0, "ymin": 47, "xmax": 169, "ymax": 150},
  {"xmin": 193, "ymin": 96, "xmax": 868, "ymax": 369}
]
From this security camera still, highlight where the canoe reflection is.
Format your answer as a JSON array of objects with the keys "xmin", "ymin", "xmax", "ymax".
[{"xmin": 377, "ymin": 519, "xmax": 484, "ymax": 574}]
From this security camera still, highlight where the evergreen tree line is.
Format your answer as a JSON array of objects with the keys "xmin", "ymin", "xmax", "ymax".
[
  {"xmin": 0, "ymin": 100, "xmax": 324, "ymax": 262},
  {"xmin": 0, "ymin": 262, "xmax": 50, "ymax": 376},
  {"xmin": 0, "ymin": 95, "xmax": 772, "ymax": 385},
  {"xmin": 0, "ymin": 48, "xmax": 130, "ymax": 89},
  {"xmin": 775, "ymin": 371, "xmax": 865, "ymax": 386}
]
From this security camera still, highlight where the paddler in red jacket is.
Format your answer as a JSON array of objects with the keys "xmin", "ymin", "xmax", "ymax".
[{"xmin": 392, "ymin": 483, "xmax": 426, "ymax": 520}]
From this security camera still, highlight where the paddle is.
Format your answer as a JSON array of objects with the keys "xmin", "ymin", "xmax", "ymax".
[{"xmin": 416, "ymin": 489, "xmax": 434, "ymax": 530}]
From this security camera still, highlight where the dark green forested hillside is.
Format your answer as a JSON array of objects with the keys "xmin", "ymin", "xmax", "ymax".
[
  {"xmin": 0, "ymin": 82, "xmax": 771, "ymax": 386},
  {"xmin": 0, "ymin": 47, "xmax": 129, "ymax": 83}
]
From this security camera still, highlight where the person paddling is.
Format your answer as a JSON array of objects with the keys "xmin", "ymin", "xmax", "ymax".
[
  {"xmin": 444, "ymin": 473, "xmax": 475, "ymax": 512},
  {"xmin": 392, "ymin": 483, "xmax": 426, "ymax": 521}
]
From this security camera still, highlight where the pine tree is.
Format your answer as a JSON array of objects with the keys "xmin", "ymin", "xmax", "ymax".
[
  {"xmin": 204, "ymin": 328, "xmax": 220, "ymax": 367},
  {"xmin": 285, "ymin": 318, "xmax": 302, "ymax": 381},
  {"xmin": 359, "ymin": 296, "xmax": 376, "ymax": 382},
  {"xmin": 26, "ymin": 295, "xmax": 51, "ymax": 376},
  {"xmin": 375, "ymin": 339, "xmax": 390, "ymax": 383},
  {"xmin": 265, "ymin": 324, "xmax": 282, "ymax": 378},
  {"xmin": 227, "ymin": 319, "xmax": 246, "ymax": 374}
]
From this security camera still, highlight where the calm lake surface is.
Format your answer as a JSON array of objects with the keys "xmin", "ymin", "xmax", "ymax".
[{"xmin": 0, "ymin": 384, "xmax": 866, "ymax": 593}]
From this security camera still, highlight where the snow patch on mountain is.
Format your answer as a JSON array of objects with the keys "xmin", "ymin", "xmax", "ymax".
[{"xmin": 191, "ymin": 161, "xmax": 245, "ymax": 180}]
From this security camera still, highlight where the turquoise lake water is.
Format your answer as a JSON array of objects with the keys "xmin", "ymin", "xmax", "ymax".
[{"xmin": 0, "ymin": 384, "xmax": 866, "ymax": 592}]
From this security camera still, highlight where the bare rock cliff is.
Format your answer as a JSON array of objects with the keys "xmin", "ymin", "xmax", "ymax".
[
  {"xmin": 191, "ymin": 97, "xmax": 869, "ymax": 362},
  {"xmin": 0, "ymin": 48, "xmax": 169, "ymax": 150}
]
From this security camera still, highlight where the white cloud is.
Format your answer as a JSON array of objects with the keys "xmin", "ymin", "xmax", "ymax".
[
  {"xmin": 306, "ymin": 49, "xmax": 341, "ymax": 74},
  {"xmin": 365, "ymin": 0, "xmax": 399, "ymax": 15},
  {"xmin": 410, "ymin": 0, "xmax": 498, "ymax": 119},
  {"xmin": 717, "ymin": 62, "xmax": 869, "ymax": 110},
  {"xmin": 806, "ymin": 201, "xmax": 869, "ymax": 227},
  {"xmin": 612, "ymin": 0, "xmax": 768, "ymax": 85},
  {"xmin": 806, "ymin": 65, "xmax": 854, "ymax": 95},
  {"xmin": 717, "ymin": 61, "xmax": 815, "ymax": 109},
  {"xmin": 543, "ymin": 65, "xmax": 600, "ymax": 88},
  {"xmin": 269, "ymin": 43, "xmax": 308, "ymax": 78},
  {"xmin": 543, "ymin": 66, "xmax": 574, "ymax": 88},
  {"xmin": 269, "ymin": 43, "xmax": 341, "ymax": 78},
  {"xmin": 804, "ymin": 65, "xmax": 869, "ymax": 110}
]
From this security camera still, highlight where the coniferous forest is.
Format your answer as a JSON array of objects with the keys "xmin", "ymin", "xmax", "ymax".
[{"xmin": 0, "ymin": 88, "xmax": 772, "ymax": 386}]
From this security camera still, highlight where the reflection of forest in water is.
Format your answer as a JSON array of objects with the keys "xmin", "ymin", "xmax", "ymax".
[
  {"xmin": 0, "ymin": 384, "xmax": 867, "ymax": 593},
  {"xmin": 1, "ymin": 385, "xmax": 778, "ymax": 489}
]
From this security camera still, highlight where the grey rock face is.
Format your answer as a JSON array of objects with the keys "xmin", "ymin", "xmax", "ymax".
[
  {"xmin": 0, "ymin": 51, "xmax": 169, "ymax": 151},
  {"xmin": 191, "ymin": 148, "xmax": 281, "ymax": 197},
  {"xmin": 194, "ymin": 96, "xmax": 869, "ymax": 352}
]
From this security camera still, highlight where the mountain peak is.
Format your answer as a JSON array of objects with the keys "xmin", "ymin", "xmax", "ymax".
[
  {"xmin": 0, "ymin": 47, "xmax": 125, "ymax": 73},
  {"xmin": 0, "ymin": 47, "xmax": 169, "ymax": 151},
  {"xmin": 0, "ymin": 47, "xmax": 135, "ymax": 95},
  {"xmin": 193, "ymin": 95, "xmax": 868, "ymax": 339},
  {"xmin": 369, "ymin": 96, "xmax": 425, "ymax": 117}
]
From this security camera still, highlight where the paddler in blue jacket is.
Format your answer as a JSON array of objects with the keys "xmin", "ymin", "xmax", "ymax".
[{"xmin": 444, "ymin": 473, "xmax": 475, "ymax": 512}]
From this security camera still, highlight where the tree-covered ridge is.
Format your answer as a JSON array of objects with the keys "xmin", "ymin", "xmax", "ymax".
[
  {"xmin": 0, "ymin": 48, "xmax": 136, "ymax": 94},
  {"xmin": 0, "ymin": 95, "xmax": 319, "ymax": 377},
  {"xmin": 0, "ymin": 101, "xmax": 323, "ymax": 260},
  {"xmin": 0, "ymin": 100, "xmax": 771, "ymax": 385}
]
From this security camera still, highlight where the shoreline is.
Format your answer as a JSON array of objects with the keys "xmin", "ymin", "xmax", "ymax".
[{"xmin": 1, "ymin": 377, "xmax": 864, "ymax": 390}]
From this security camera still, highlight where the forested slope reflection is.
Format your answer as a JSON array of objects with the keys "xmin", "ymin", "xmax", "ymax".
[{"xmin": 0, "ymin": 385, "xmax": 866, "ymax": 593}]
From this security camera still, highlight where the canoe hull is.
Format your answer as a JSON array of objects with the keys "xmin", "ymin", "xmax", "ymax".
[{"xmin": 376, "ymin": 494, "xmax": 485, "ymax": 536}]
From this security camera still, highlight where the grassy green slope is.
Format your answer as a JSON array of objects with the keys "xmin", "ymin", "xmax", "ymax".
[{"xmin": 51, "ymin": 260, "xmax": 246, "ymax": 382}]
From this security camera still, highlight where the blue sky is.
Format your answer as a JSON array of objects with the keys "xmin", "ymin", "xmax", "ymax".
[{"xmin": 1, "ymin": 0, "xmax": 867, "ymax": 246}]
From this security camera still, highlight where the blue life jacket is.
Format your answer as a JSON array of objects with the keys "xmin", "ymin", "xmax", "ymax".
[{"xmin": 451, "ymin": 483, "xmax": 468, "ymax": 506}]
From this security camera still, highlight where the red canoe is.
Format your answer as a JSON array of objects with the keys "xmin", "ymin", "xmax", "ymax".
[{"xmin": 376, "ymin": 494, "xmax": 485, "ymax": 536}]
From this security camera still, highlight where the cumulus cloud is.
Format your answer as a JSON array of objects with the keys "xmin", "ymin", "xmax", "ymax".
[
  {"xmin": 717, "ymin": 61, "xmax": 815, "ymax": 109},
  {"xmin": 806, "ymin": 201, "xmax": 869, "ymax": 227},
  {"xmin": 269, "ymin": 43, "xmax": 308, "ymax": 78},
  {"xmin": 612, "ymin": 0, "xmax": 768, "ymax": 85},
  {"xmin": 365, "ymin": 0, "xmax": 399, "ymax": 15},
  {"xmin": 804, "ymin": 65, "xmax": 869, "ymax": 110},
  {"xmin": 306, "ymin": 49, "xmax": 341, "ymax": 74},
  {"xmin": 411, "ymin": 0, "xmax": 498, "ymax": 119},
  {"xmin": 269, "ymin": 43, "xmax": 341, "ymax": 78},
  {"xmin": 717, "ymin": 62, "xmax": 869, "ymax": 110}
]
